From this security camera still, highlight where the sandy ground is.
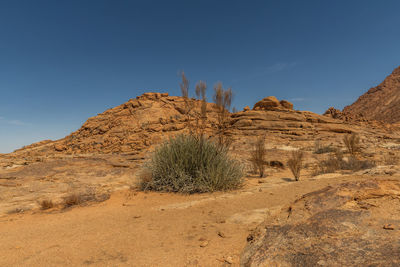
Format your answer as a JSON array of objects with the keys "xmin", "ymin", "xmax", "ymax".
[{"xmin": 0, "ymin": 172, "xmax": 388, "ymax": 267}]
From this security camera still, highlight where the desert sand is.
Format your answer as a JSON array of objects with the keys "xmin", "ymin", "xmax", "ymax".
[{"xmin": 2, "ymin": 169, "xmax": 393, "ymax": 266}]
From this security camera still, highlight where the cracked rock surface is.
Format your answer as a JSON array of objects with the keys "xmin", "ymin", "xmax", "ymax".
[{"xmin": 241, "ymin": 179, "xmax": 400, "ymax": 267}]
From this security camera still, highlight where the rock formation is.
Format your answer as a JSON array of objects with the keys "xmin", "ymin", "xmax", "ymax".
[
  {"xmin": 241, "ymin": 179, "xmax": 400, "ymax": 266},
  {"xmin": 253, "ymin": 96, "xmax": 294, "ymax": 111},
  {"xmin": 35, "ymin": 92, "xmax": 220, "ymax": 155},
  {"xmin": 342, "ymin": 66, "xmax": 400, "ymax": 123},
  {"xmin": 4, "ymin": 92, "xmax": 398, "ymax": 162}
]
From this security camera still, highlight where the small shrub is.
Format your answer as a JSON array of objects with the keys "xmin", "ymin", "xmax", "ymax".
[
  {"xmin": 343, "ymin": 133, "xmax": 361, "ymax": 155},
  {"xmin": 40, "ymin": 200, "xmax": 54, "ymax": 210},
  {"xmin": 269, "ymin": 160, "xmax": 285, "ymax": 169},
  {"xmin": 250, "ymin": 135, "xmax": 267, "ymax": 177},
  {"xmin": 194, "ymin": 80, "xmax": 208, "ymax": 138},
  {"xmin": 343, "ymin": 156, "xmax": 375, "ymax": 171},
  {"xmin": 64, "ymin": 193, "xmax": 81, "ymax": 207},
  {"xmin": 213, "ymin": 83, "xmax": 233, "ymax": 148},
  {"xmin": 314, "ymin": 151, "xmax": 375, "ymax": 175},
  {"xmin": 314, "ymin": 141, "xmax": 336, "ymax": 154},
  {"xmin": 140, "ymin": 134, "xmax": 243, "ymax": 193},
  {"xmin": 314, "ymin": 154, "xmax": 341, "ymax": 174},
  {"xmin": 383, "ymin": 153, "xmax": 398, "ymax": 165},
  {"xmin": 288, "ymin": 150, "xmax": 304, "ymax": 181}
]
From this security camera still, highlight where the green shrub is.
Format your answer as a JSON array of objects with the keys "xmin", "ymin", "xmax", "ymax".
[{"xmin": 140, "ymin": 134, "xmax": 244, "ymax": 193}]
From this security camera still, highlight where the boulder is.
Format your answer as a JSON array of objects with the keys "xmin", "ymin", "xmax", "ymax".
[
  {"xmin": 279, "ymin": 100, "xmax": 293, "ymax": 110},
  {"xmin": 253, "ymin": 96, "xmax": 280, "ymax": 110},
  {"xmin": 241, "ymin": 180, "xmax": 400, "ymax": 266},
  {"xmin": 253, "ymin": 97, "xmax": 294, "ymax": 111},
  {"xmin": 54, "ymin": 144, "xmax": 66, "ymax": 152},
  {"xmin": 324, "ymin": 107, "xmax": 344, "ymax": 119}
]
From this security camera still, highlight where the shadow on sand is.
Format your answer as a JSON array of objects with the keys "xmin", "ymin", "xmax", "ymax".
[{"xmin": 281, "ymin": 177, "xmax": 295, "ymax": 182}]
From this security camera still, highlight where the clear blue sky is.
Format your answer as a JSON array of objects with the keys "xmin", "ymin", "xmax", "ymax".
[{"xmin": 1, "ymin": 0, "xmax": 400, "ymax": 153}]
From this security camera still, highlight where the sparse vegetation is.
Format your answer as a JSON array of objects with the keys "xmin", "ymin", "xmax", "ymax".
[
  {"xmin": 64, "ymin": 193, "xmax": 82, "ymax": 207},
  {"xmin": 178, "ymin": 72, "xmax": 235, "ymax": 149},
  {"xmin": 343, "ymin": 133, "xmax": 361, "ymax": 155},
  {"xmin": 383, "ymin": 153, "xmax": 399, "ymax": 165},
  {"xmin": 288, "ymin": 150, "xmax": 304, "ymax": 181},
  {"xmin": 139, "ymin": 134, "xmax": 244, "ymax": 193},
  {"xmin": 194, "ymin": 80, "xmax": 208, "ymax": 138},
  {"xmin": 141, "ymin": 73, "xmax": 243, "ymax": 193},
  {"xmin": 40, "ymin": 199, "xmax": 54, "ymax": 210},
  {"xmin": 250, "ymin": 135, "xmax": 267, "ymax": 177},
  {"xmin": 62, "ymin": 190, "xmax": 104, "ymax": 208},
  {"xmin": 314, "ymin": 140, "xmax": 336, "ymax": 154},
  {"xmin": 269, "ymin": 160, "xmax": 285, "ymax": 169},
  {"xmin": 179, "ymin": 71, "xmax": 195, "ymax": 134},
  {"xmin": 314, "ymin": 150, "xmax": 375, "ymax": 175},
  {"xmin": 213, "ymin": 82, "xmax": 233, "ymax": 148}
]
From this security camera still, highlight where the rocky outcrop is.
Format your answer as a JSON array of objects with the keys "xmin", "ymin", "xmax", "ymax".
[
  {"xmin": 241, "ymin": 179, "xmax": 400, "ymax": 266},
  {"xmin": 342, "ymin": 66, "xmax": 400, "ymax": 123},
  {"xmin": 323, "ymin": 107, "xmax": 345, "ymax": 119},
  {"xmin": 231, "ymin": 108, "xmax": 356, "ymax": 137},
  {"xmin": 49, "ymin": 92, "xmax": 221, "ymax": 154},
  {"xmin": 253, "ymin": 96, "xmax": 293, "ymax": 111},
  {"xmin": 4, "ymin": 92, "xmax": 398, "ymax": 159}
]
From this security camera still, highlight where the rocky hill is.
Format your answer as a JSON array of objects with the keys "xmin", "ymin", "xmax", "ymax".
[
  {"xmin": 4, "ymin": 91, "xmax": 398, "ymax": 164},
  {"xmin": 342, "ymin": 66, "xmax": 400, "ymax": 123},
  {"xmin": 1, "ymin": 91, "xmax": 400, "ymax": 265}
]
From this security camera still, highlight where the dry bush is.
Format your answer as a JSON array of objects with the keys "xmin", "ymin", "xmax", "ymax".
[
  {"xmin": 62, "ymin": 190, "xmax": 103, "ymax": 208},
  {"xmin": 64, "ymin": 193, "xmax": 82, "ymax": 207},
  {"xmin": 314, "ymin": 140, "xmax": 336, "ymax": 154},
  {"xmin": 288, "ymin": 150, "xmax": 304, "ymax": 181},
  {"xmin": 213, "ymin": 82, "xmax": 233, "ymax": 148},
  {"xmin": 314, "ymin": 150, "xmax": 375, "ymax": 175},
  {"xmin": 344, "ymin": 156, "xmax": 375, "ymax": 171},
  {"xmin": 314, "ymin": 154, "xmax": 341, "ymax": 175},
  {"xmin": 179, "ymin": 73, "xmax": 234, "ymax": 149},
  {"xmin": 250, "ymin": 135, "xmax": 267, "ymax": 177},
  {"xmin": 179, "ymin": 72, "xmax": 209, "ymax": 139},
  {"xmin": 40, "ymin": 199, "xmax": 54, "ymax": 210},
  {"xmin": 180, "ymin": 71, "xmax": 195, "ymax": 133},
  {"xmin": 383, "ymin": 153, "xmax": 399, "ymax": 165},
  {"xmin": 343, "ymin": 133, "xmax": 361, "ymax": 155},
  {"xmin": 269, "ymin": 160, "xmax": 285, "ymax": 169},
  {"xmin": 194, "ymin": 80, "xmax": 207, "ymax": 138}
]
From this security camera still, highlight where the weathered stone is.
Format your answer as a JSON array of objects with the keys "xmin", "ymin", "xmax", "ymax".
[
  {"xmin": 54, "ymin": 144, "xmax": 66, "ymax": 152},
  {"xmin": 253, "ymin": 96, "xmax": 280, "ymax": 110},
  {"xmin": 279, "ymin": 100, "xmax": 293, "ymax": 110},
  {"xmin": 241, "ymin": 180, "xmax": 400, "ymax": 267},
  {"xmin": 343, "ymin": 66, "xmax": 400, "ymax": 123}
]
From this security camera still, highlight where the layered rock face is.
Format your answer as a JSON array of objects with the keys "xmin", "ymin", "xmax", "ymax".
[
  {"xmin": 342, "ymin": 66, "xmax": 400, "ymax": 123},
  {"xmin": 241, "ymin": 179, "xmax": 400, "ymax": 266},
  {"xmin": 47, "ymin": 92, "xmax": 221, "ymax": 154},
  {"xmin": 7, "ymin": 92, "xmax": 398, "ymax": 160}
]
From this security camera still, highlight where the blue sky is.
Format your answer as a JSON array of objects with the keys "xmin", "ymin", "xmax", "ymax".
[{"xmin": 1, "ymin": 0, "xmax": 400, "ymax": 153}]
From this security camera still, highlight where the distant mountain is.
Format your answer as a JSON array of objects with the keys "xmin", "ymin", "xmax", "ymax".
[{"xmin": 343, "ymin": 66, "xmax": 400, "ymax": 123}]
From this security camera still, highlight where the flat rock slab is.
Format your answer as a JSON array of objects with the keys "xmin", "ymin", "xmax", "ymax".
[{"xmin": 241, "ymin": 179, "xmax": 400, "ymax": 267}]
